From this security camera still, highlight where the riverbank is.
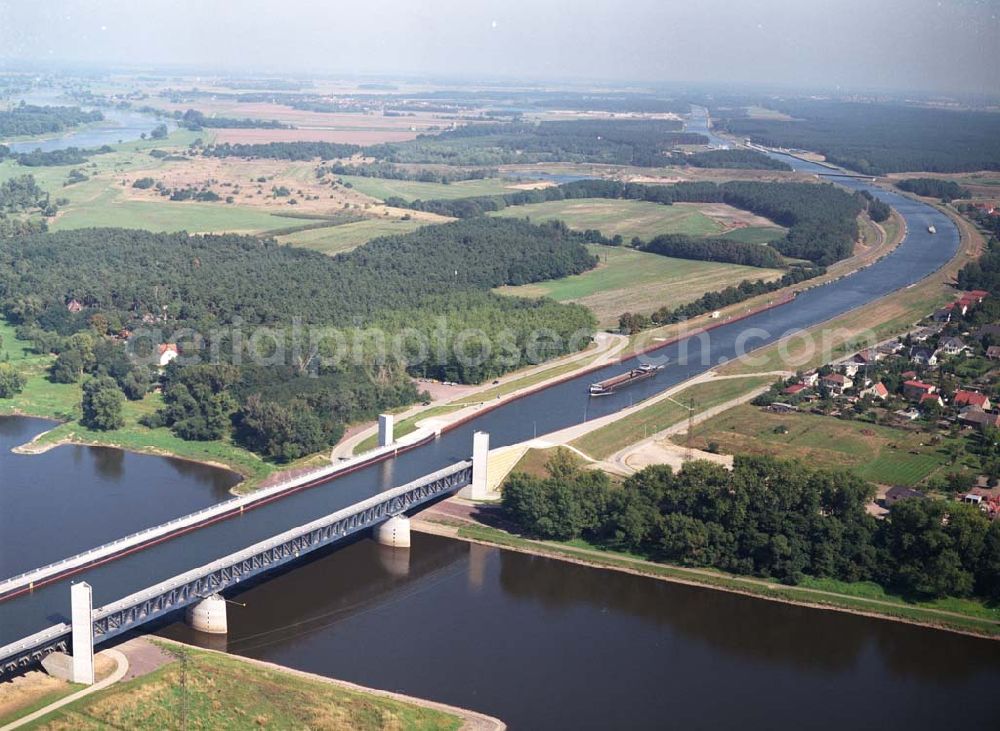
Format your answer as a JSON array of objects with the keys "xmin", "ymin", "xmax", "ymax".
[
  {"xmin": 0, "ymin": 637, "xmax": 504, "ymax": 730},
  {"xmin": 412, "ymin": 508, "xmax": 1000, "ymax": 641}
]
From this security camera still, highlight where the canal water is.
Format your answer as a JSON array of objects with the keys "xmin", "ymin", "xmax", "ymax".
[
  {"xmin": 0, "ymin": 416, "xmax": 239, "ymax": 579},
  {"xmin": 162, "ymin": 533, "xmax": 1000, "ymax": 730}
]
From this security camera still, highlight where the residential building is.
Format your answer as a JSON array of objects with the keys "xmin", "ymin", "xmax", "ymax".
[
  {"xmin": 953, "ymin": 390, "xmax": 991, "ymax": 410},
  {"xmin": 937, "ymin": 336, "xmax": 968, "ymax": 356},
  {"xmin": 821, "ymin": 373, "xmax": 852, "ymax": 396},
  {"xmin": 883, "ymin": 486, "xmax": 926, "ymax": 507},
  {"xmin": 860, "ymin": 382, "xmax": 889, "ymax": 400},
  {"xmin": 157, "ymin": 343, "xmax": 179, "ymax": 367},
  {"xmin": 902, "ymin": 380, "xmax": 936, "ymax": 401}
]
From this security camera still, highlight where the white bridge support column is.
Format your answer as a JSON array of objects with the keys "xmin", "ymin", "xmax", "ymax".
[
  {"xmin": 70, "ymin": 581, "xmax": 95, "ymax": 685},
  {"xmin": 186, "ymin": 594, "xmax": 228, "ymax": 634},
  {"xmin": 374, "ymin": 515, "xmax": 411, "ymax": 548},
  {"xmin": 461, "ymin": 431, "xmax": 490, "ymax": 500},
  {"xmin": 378, "ymin": 413, "xmax": 395, "ymax": 448}
]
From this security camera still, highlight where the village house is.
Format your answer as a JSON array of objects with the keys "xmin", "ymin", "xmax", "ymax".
[
  {"xmin": 821, "ymin": 373, "xmax": 852, "ymax": 396},
  {"xmin": 882, "ymin": 485, "xmax": 926, "ymax": 508},
  {"xmin": 783, "ymin": 383, "xmax": 809, "ymax": 397},
  {"xmin": 800, "ymin": 371, "xmax": 820, "ymax": 387},
  {"xmin": 877, "ymin": 340, "xmax": 904, "ymax": 357},
  {"xmin": 157, "ymin": 343, "xmax": 179, "ymax": 367},
  {"xmin": 920, "ymin": 392, "xmax": 945, "ymax": 409},
  {"xmin": 902, "ymin": 380, "xmax": 936, "ymax": 401},
  {"xmin": 66, "ymin": 299, "xmax": 83, "ymax": 313},
  {"xmin": 957, "ymin": 405, "xmax": 1000, "ymax": 431},
  {"xmin": 860, "ymin": 382, "xmax": 889, "ymax": 400},
  {"xmin": 986, "ymin": 345, "xmax": 1000, "ymax": 360},
  {"xmin": 953, "ymin": 390, "xmax": 991, "ymax": 411},
  {"xmin": 909, "ymin": 326, "xmax": 941, "ymax": 342},
  {"xmin": 908, "ymin": 346, "xmax": 938, "ymax": 367},
  {"xmin": 937, "ymin": 336, "xmax": 968, "ymax": 357}
]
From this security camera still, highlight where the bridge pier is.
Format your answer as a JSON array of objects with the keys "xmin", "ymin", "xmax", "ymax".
[
  {"xmin": 460, "ymin": 431, "xmax": 490, "ymax": 500},
  {"xmin": 70, "ymin": 581, "xmax": 95, "ymax": 685},
  {"xmin": 378, "ymin": 413, "xmax": 394, "ymax": 448},
  {"xmin": 373, "ymin": 515, "xmax": 411, "ymax": 548},
  {"xmin": 185, "ymin": 594, "xmax": 228, "ymax": 634}
]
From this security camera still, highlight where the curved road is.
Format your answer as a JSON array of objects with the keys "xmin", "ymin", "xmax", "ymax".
[{"xmin": 0, "ymin": 145, "xmax": 962, "ymax": 646}]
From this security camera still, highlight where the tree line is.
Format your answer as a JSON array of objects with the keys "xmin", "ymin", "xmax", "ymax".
[
  {"xmin": 503, "ymin": 453, "xmax": 1000, "ymax": 601},
  {"xmin": 896, "ymin": 178, "xmax": 971, "ymax": 201},
  {"xmin": 316, "ymin": 161, "xmax": 498, "ymax": 184},
  {"xmin": 201, "ymin": 141, "xmax": 362, "ymax": 161}
]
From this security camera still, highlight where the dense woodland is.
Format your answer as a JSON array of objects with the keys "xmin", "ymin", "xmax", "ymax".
[
  {"xmin": 896, "ymin": 178, "xmax": 971, "ymax": 201},
  {"xmin": 171, "ymin": 108, "xmax": 289, "ymax": 130},
  {"xmin": 684, "ymin": 148, "xmax": 791, "ymax": 170},
  {"xmin": 368, "ymin": 119, "xmax": 706, "ymax": 167},
  {"xmin": 0, "ymin": 144, "xmax": 114, "ymax": 167},
  {"xmin": 0, "ymin": 103, "xmax": 102, "ymax": 137},
  {"xmin": 639, "ymin": 233, "xmax": 785, "ymax": 268},
  {"xmin": 396, "ymin": 178, "xmax": 864, "ymax": 266},
  {"xmin": 316, "ymin": 161, "xmax": 498, "ymax": 184},
  {"xmin": 202, "ymin": 141, "xmax": 362, "ymax": 160},
  {"xmin": 719, "ymin": 101, "xmax": 1000, "ymax": 174},
  {"xmin": 503, "ymin": 453, "xmax": 1000, "ymax": 601},
  {"xmin": 0, "ymin": 219, "xmax": 597, "ymax": 459}
]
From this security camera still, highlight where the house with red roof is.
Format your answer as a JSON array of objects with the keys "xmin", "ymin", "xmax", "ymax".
[
  {"xmin": 860, "ymin": 382, "xmax": 889, "ymax": 400},
  {"xmin": 920, "ymin": 393, "xmax": 944, "ymax": 408},
  {"xmin": 902, "ymin": 380, "xmax": 936, "ymax": 401},
  {"xmin": 954, "ymin": 390, "xmax": 991, "ymax": 411}
]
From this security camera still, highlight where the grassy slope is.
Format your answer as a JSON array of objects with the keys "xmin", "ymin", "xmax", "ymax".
[
  {"xmin": 18, "ymin": 644, "xmax": 460, "ymax": 730},
  {"xmin": 571, "ymin": 375, "xmax": 776, "ymax": 459},
  {"xmin": 497, "ymin": 244, "xmax": 783, "ymax": 328},
  {"xmin": 689, "ymin": 403, "xmax": 973, "ymax": 486},
  {"xmin": 278, "ymin": 217, "xmax": 429, "ymax": 255}
]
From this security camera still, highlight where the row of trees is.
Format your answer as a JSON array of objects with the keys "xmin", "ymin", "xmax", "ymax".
[
  {"xmin": 0, "ymin": 145, "xmax": 114, "ymax": 167},
  {"xmin": 502, "ymin": 453, "xmax": 1000, "ymax": 600},
  {"xmin": 640, "ymin": 233, "xmax": 786, "ymax": 268},
  {"xmin": 316, "ymin": 161, "xmax": 498, "ymax": 184},
  {"xmin": 201, "ymin": 141, "xmax": 362, "ymax": 161},
  {"xmin": 685, "ymin": 149, "xmax": 791, "ymax": 170}
]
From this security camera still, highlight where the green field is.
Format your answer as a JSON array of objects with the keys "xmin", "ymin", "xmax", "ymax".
[
  {"xmin": 720, "ymin": 226, "xmax": 786, "ymax": 244},
  {"xmin": 571, "ymin": 375, "xmax": 775, "ymax": 459},
  {"xmin": 278, "ymin": 217, "xmax": 430, "ymax": 254},
  {"xmin": 337, "ymin": 174, "xmax": 516, "ymax": 202},
  {"xmin": 6, "ymin": 643, "xmax": 461, "ymax": 730},
  {"xmin": 688, "ymin": 403, "xmax": 974, "ymax": 486},
  {"xmin": 497, "ymin": 244, "xmax": 783, "ymax": 327},
  {"xmin": 491, "ymin": 198, "xmax": 728, "ymax": 239}
]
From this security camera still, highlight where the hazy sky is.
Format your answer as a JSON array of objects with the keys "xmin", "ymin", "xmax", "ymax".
[{"xmin": 1, "ymin": 0, "xmax": 998, "ymax": 95}]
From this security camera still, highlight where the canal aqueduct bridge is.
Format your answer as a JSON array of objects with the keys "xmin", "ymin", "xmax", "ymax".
[{"xmin": 0, "ymin": 428, "xmax": 491, "ymax": 682}]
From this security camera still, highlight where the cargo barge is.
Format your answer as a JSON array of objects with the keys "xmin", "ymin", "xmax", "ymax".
[{"xmin": 589, "ymin": 364, "xmax": 664, "ymax": 396}]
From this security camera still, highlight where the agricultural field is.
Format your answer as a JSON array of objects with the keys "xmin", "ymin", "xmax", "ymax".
[
  {"xmin": 491, "ymin": 198, "xmax": 785, "ymax": 241},
  {"xmin": 496, "ymin": 244, "xmax": 783, "ymax": 327},
  {"xmin": 688, "ymin": 404, "xmax": 973, "ymax": 486},
  {"xmin": 278, "ymin": 217, "xmax": 431, "ymax": 255},
  {"xmin": 336, "ymin": 174, "xmax": 520, "ymax": 202}
]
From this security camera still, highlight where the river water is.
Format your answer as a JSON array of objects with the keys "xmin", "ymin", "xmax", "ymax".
[
  {"xmin": 161, "ymin": 533, "xmax": 1000, "ymax": 730},
  {"xmin": 2, "ymin": 91, "xmax": 177, "ymax": 153}
]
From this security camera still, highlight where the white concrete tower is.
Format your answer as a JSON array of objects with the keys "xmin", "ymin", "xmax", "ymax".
[
  {"xmin": 378, "ymin": 413, "xmax": 395, "ymax": 448},
  {"xmin": 469, "ymin": 430, "xmax": 490, "ymax": 500},
  {"xmin": 70, "ymin": 582, "xmax": 94, "ymax": 685}
]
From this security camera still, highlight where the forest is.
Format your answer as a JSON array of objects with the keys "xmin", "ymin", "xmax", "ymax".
[
  {"xmin": 396, "ymin": 178, "xmax": 865, "ymax": 266},
  {"xmin": 0, "ymin": 218, "xmax": 597, "ymax": 459},
  {"xmin": 316, "ymin": 161, "xmax": 498, "ymax": 184},
  {"xmin": 896, "ymin": 177, "xmax": 971, "ymax": 201},
  {"xmin": 0, "ymin": 103, "xmax": 103, "ymax": 137},
  {"xmin": 172, "ymin": 108, "xmax": 289, "ymax": 130},
  {"xmin": 0, "ymin": 144, "xmax": 114, "ymax": 167},
  {"xmin": 502, "ymin": 453, "xmax": 1000, "ymax": 601},
  {"xmin": 369, "ymin": 119, "xmax": 707, "ymax": 167},
  {"xmin": 684, "ymin": 148, "xmax": 791, "ymax": 170},
  {"xmin": 202, "ymin": 141, "xmax": 362, "ymax": 160},
  {"xmin": 639, "ymin": 233, "xmax": 785, "ymax": 268},
  {"xmin": 718, "ymin": 100, "xmax": 1000, "ymax": 174},
  {"xmin": 0, "ymin": 174, "xmax": 47, "ymax": 214}
]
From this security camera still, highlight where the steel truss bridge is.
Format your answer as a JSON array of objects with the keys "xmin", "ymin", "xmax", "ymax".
[{"xmin": 0, "ymin": 461, "xmax": 472, "ymax": 678}]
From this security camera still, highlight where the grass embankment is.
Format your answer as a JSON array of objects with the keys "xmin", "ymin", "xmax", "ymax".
[
  {"xmin": 497, "ymin": 244, "xmax": 783, "ymax": 328},
  {"xmin": 16, "ymin": 644, "xmax": 461, "ymax": 730},
  {"xmin": 689, "ymin": 403, "xmax": 974, "ymax": 486},
  {"xmin": 571, "ymin": 375, "xmax": 776, "ymax": 459},
  {"xmin": 0, "ymin": 321, "xmax": 275, "ymax": 486},
  {"xmin": 446, "ymin": 522, "xmax": 1000, "ymax": 639}
]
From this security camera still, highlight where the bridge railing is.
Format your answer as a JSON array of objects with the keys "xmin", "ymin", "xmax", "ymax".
[{"xmin": 0, "ymin": 432, "xmax": 430, "ymax": 598}]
